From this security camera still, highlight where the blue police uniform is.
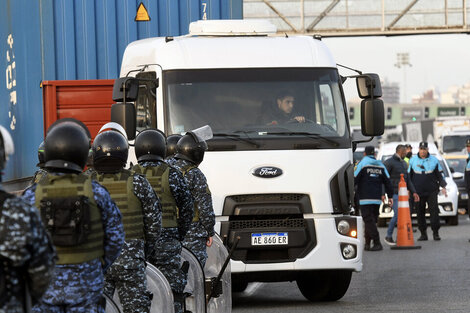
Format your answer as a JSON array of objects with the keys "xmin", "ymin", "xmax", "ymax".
[
  {"xmin": 23, "ymin": 177, "xmax": 124, "ymax": 313},
  {"xmin": 171, "ymin": 159, "xmax": 215, "ymax": 267},
  {"xmin": 132, "ymin": 160, "xmax": 192, "ymax": 313},
  {"xmin": 465, "ymin": 154, "xmax": 470, "ymax": 218},
  {"xmin": 0, "ymin": 190, "xmax": 56, "ymax": 313},
  {"xmin": 354, "ymin": 155, "xmax": 393, "ymax": 249},
  {"xmin": 408, "ymin": 153, "xmax": 446, "ymax": 238}
]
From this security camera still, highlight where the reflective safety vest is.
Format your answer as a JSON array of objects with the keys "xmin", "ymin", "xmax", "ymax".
[
  {"xmin": 133, "ymin": 163, "xmax": 178, "ymax": 228},
  {"xmin": 35, "ymin": 173, "xmax": 104, "ymax": 265},
  {"xmin": 95, "ymin": 170, "xmax": 145, "ymax": 240},
  {"xmin": 179, "ymin": 163, "xmax": 203, "ymax": 222}
]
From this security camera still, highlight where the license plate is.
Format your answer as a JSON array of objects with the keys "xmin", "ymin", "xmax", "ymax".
[
  {"xmin": 251, "ymin": 232, "xmax": 288, "ymax": 245},
  {"xmin": 462, "ymin": 193, "xmax": 468, "ymax": 200}
]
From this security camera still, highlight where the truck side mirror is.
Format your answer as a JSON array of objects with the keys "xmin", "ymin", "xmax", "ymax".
[
  {"xmin": 112, "ymin": 77, "xmax": 139, "ymax": 102},
  {"xmin": 361, "ymin": 99, "xmax": 384, "ymax": 136},
  {"xmin": 356, "ymin": 74, "xmax": 382, "ymax": 99},
  {"xmin": 111, "ymin": 102, "xmax": 137, "ymax": 140}
]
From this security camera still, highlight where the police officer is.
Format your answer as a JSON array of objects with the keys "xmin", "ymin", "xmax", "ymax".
[
  {"xmin": 165, "ymin": 134, "xmax": 182, "ymax": 163},
  {"xmin": 354, "ymin": 146, "xmax": 393, "ymax": 251},
  {"xmin": 132, "ymin": 129, "xmax": 193, "ymax": 313},
  {"xmin": 172, "ymin": 132, "xmax": 216, "ymax": 266},
  {"xmin": 22, "ymin": 119, "xmax": 124, "ymax": 312},
  {"xmin": 0, "ymin": 126, "xmax": 56, "ymax": 313},
  {"xmin": 409, "ymin": 141, "xmax": 447, "ymax": 241},
  {"xmin": 31, "ymin": 141, "xmax": 49, "ymax": 184},
  {"xmin": 464, "ymin": 139, "xmax": 470, "ymax": 242},
  {"xmin": 383, "ymin": 144, "xmax": 419, "ymax": 245},
  {"xmin": 91, "ymin": 127, "xmax": 162, "ymax": 313}
]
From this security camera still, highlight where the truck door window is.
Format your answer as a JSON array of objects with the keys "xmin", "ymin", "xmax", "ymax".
[{"xmin": 135, "ymin": 71, "xmax": 157, "ymax": 131}]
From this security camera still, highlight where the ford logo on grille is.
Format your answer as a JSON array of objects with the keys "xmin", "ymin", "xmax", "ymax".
[{"xmin": 252, "ymin": 166, "xmax": 283, "ymax": 178}]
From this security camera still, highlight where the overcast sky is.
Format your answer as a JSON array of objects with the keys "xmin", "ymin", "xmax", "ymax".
[{"xmin": 323, "ymin": 34, "xmax": 470, "ymax": 103}]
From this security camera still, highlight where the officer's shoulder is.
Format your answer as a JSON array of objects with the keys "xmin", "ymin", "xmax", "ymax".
[{"xmin": 2, "ymin": 196, "xmax": 36, "ymax": 219}]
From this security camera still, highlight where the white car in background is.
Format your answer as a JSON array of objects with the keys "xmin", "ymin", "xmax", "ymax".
[{"xmin": 377, "ymin": 142, "xmax": 459, "ymax": 226}]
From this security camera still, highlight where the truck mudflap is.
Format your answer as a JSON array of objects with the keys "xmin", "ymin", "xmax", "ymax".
[{"xmin": 109, "ymin": 263, "xmax": 175, "ymax": 313}]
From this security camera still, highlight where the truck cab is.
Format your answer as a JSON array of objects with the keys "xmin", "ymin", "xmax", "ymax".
[{"xmin": 114, "ymin": 19, "xmax": 384, "ymax": 301}]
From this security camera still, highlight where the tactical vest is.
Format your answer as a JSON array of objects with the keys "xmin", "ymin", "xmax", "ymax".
[
  {"xmin": 179, "ymin": 163, "xmax": 205, "ymax": 222},
  {"xmin": 95, "ymin": 170, "xmax": 145, "ymax": 240},
  {"xmin": 133, "ymin": 163, "xmax": 178, "ymax": 228},
  {"xmin": 35, "ymin": 174, "xmax": 104, "ymax": 265}
]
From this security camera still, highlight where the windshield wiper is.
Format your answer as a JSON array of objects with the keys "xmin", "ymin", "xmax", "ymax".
[
  {"xmin": 212, "ymin": 132, "xmax": 260, "ymax": 148},
  {"xmin": 264, "ymin": 131, "xmax": 340, "ymax": 146}
]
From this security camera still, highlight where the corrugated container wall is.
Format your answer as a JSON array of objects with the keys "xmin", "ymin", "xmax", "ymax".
[{"xmin": 0, "ymin": 0, "xmax": 242, "ymax": 182}]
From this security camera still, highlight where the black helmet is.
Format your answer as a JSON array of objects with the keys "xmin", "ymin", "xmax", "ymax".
[
  {"xmin": 47, "ymin": 118, "xmax": 92, "ymax": 148},
  {"xmin": 135, "ymin": 129, "xmax": 166, "ymax": 162},
  {"xmin": 174, "ymin": 132, "xmax": 208, "ymax": 165},
  {"xmin": 37, "ymin": 141, "xmax": 45, "ymax": 167},
  {"xmin": 92, "ymin": 130, "xmax": 128, "ymax": 173},
  {"xmin": 166, "ymin": 134, "xmax": 182, "ymax": 158},
  {"xmin": 44, "ymin": 119, "xmax": 90, "ymax": 173}
]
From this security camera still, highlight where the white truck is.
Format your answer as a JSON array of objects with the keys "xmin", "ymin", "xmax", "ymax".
[{"xmin": 112, "ymin": 20, "xmax": 384, "ymax": 301}]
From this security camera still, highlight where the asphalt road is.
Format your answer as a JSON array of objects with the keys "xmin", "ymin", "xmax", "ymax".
[{"xmin": 232, "ymin": 215, "xmax": 470, "ymax": 313}]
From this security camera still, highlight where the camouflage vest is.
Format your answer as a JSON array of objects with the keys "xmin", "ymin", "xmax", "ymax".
[
  {"xmin": 95, "ymin": 170, "xmax": 145, "ymax": 240},
  {"xmin": 0, "ymin": 190, "xmax": 16, "ymax": 305},
  {"xmin": 35, "ymin": 174, "xmax": 104, "ymax": 265},
  {"xmin": 179, "ymin": 163, "xmax": 202, "ymax": 222},
  {"xmin": 133, "ymin": 163, "xmax": 178, "ymax": 228}
]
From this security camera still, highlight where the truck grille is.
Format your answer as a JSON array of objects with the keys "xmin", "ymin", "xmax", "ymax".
[
  {"xmin": 230, "ymin": 218, "xmax": 306, "ymax": 230},
  {"xmin": 230, "ymin": 193, "xmax": 304, "ymax": 203},
  {"xmin": 220, "ymin": 193, "xmax": 316, "ymax": 263}
]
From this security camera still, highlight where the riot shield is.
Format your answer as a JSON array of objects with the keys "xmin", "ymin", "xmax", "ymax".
[
  {"xmin": 105, "ymin": 294, "xmax": 121, "ymax": 313},
  {"xmin": 111, "ymin": 263, "xmax": 175, "ymax": 313},
  {"xmin": 204, "ymin": 234, "xmax": 232, "ymax": 313},
  {"xmin": 181, "ymin": 247, "xmax": 206, "ymax": 313}
]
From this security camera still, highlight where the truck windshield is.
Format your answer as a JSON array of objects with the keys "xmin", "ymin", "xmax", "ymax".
[{"xmin": 164, "ymin": 68, "xmax": 350, "ymax": 150}]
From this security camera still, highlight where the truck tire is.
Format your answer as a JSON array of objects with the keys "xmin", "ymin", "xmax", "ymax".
[
  {"xmin": 232, "ymin": 280, "xmax": 249, "ymax": 293},
  {"xmin": 296, "ymin": 270, "xmax": 352, "ymax": 302},
  {"xmin": 446, "ymin": 214, "xmax": 458, "ymax": 226}
]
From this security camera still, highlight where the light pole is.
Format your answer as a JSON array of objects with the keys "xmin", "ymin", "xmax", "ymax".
[{"xmin": 394, "ymin": 52, "xmax": 412, "ymax": 103}]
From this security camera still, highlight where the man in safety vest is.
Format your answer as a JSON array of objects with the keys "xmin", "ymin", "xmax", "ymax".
[
  {"xmin": 92, "ymin": 126, "xmax": 162, "ymax": 313},
  {"xmin": 132, "ymin": 129, "xmax": 193, "ymax": 313},
  {"xmin": 22, "ymin": 119, "xmax": 124, "ymax": 312}
]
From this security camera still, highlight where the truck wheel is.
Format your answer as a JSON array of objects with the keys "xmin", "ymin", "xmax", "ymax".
[
  {"xmin": 296, "ymin": 270, "xmax": 352, "ymax": 302},
  {"xmin": 446, "ymin": 214, "xmax": 458, "ymax": 226},
  {"xmin": 232, "ymin": 280, "xmax": 249, "ymax": 293}
]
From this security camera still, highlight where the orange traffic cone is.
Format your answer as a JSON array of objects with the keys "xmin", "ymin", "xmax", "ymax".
[{"xmin": 391, "ymin": 174, "xmax": 421, "ymax": 250}]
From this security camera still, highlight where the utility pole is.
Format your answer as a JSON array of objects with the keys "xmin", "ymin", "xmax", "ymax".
[{"xmin": 394, "ymin": 52, "xmax": 412, "ymax": 103}]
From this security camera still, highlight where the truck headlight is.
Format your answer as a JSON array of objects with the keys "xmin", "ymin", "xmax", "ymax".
[
  {"xmin": 337, "ymin": 220, "xmax": 350, "ymax": 235},
  {"xmin": 341, "ymin": 243, "xmax": 356, "ymax": 259},
  {"xmin": 335, "ymin": 217, "xmax": 358, "ymax": 238}
]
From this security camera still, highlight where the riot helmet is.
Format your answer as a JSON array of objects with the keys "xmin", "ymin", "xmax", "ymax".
[
  {"xmin": 92, "ymin": 130, "xmax": 129, "ymax": 173},
  {"xmin": 166, "ymin": 134, "xmax": 182, "ymax": 158},
  {"xmin": 135, "ymin": 129, "xmax": 166, "ymax": 162},
  {"xmin": 47, "ymin": 118, "xmax": 92, "ymax": 148},
  {"xmin": 98, "ymin": 122, "xmax": 128, "ymax": 140},
  {"xmin": 0, "ymin": 125, "xmax": 14, "ymax": 172},
  {"xmin": 43, "ymin": 119, "xmax": 90, "ymax": 173},
  {"xmin": 37, "ymin": 141, "xmax": 45, "ymax": 168},
  {"xmin": 174, "ymin": 132, "xmax": 208, "ymax": 165}
]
